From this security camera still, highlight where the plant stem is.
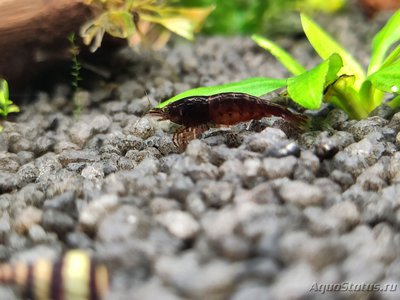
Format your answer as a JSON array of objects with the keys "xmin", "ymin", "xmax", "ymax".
[
  {"xmin": 329, "ymin": 87, "xmax": 369, "ymax": 119},
  {"xmin": 387, "ymin": 94, "xmax": 400, "ymax": 109}
]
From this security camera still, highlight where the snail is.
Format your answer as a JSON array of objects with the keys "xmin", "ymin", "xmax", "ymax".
[{"xmin": 0, "ymin": 249, "xmax": 109, "ymax": 300}]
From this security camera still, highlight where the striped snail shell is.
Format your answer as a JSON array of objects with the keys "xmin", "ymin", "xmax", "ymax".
[{"xmin": 0, "ymin": 250, "xmax": 109, "ymax": 300}]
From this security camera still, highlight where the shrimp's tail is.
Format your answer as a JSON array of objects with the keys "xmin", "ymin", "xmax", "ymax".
[
  {"xmin": 260, "ymin": 101, "xmax": 310, "ymax": 130},
  {"xmin": 282, "ymin": 111, "xmax": 310, "ymax": 130}
]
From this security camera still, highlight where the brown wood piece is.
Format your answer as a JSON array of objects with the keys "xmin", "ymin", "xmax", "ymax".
[
  {"xmin": 357, "ymin": 0, "xmax": 400, "ymax": 17},
  {"xmin": 0, "ymin": 0, "xmax": 94, "ymax": 87}
]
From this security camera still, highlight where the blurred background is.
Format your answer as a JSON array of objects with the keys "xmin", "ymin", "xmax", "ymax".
[
  {"xmin": 177, "ymin": 0, "xmax": 400, "ymax": 35},
  {"xmin": 178, "ymin": 0, "xmax": 345, "ymax": 35},
  {"xmin": 0, "ymin": 0, "xmax": 399, "ymax": 94}
]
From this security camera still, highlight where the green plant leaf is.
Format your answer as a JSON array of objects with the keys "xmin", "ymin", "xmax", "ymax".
[
  {"xmin": 139, "ymin": 6, "xmax": 214, "ymax": 41},
  {"xmin": 300, "ymin": 14, "xmax": 365, "ymax": 87},
  {"xmin": 296, "ymin": 0, "xmax": 345, "ymax": 13},
  {"xmin": 0, "ymin": 79, "xmax": 19, "ymax": 117},
  {"xmin": 381, "ymin": 44, "xmax": 400, "ymax": 69},
  {"xmin": 141, "ymin": 14, "xmax": 195, "ymax": 40},
  {"xmin": 7, "ymin": 105, "xmax": 20, "ymax": 114},
  {"xmin": 0, "ymin": 79, "xmax": 9, "ymax": 105},
  {"xmin": 358, "ymin": 79, "xmax": 384, "ymax": 112},
  {"xmin": 328, "ymin": 76, "xmax": 367, "ymax": 119},
  {"xmin": 368, "ymin": 10, "xmax": 400, "ymax": 75},
  {"xmin": 80, "ymin": 18, "xmax": 106, "ymax": 52},
  {"xmin": 388, "ymin": 94, "xmax": 400, "ymax": 109},
  {"xmin": 160, "ymin": 6, "xmax": 215, "ymax": 32},
  {"xmin": 287, "ymin": 53, "xmax": 343, "ymax": 109},
  {"xmin": 251, "ymin": 34, "xmax": 306, "ymax": 76},
  {"xmin": 158, "ymin": 77, "xmax": 287, "ymax": 108},
  {"xmin": 368, "ymin": 59, "xmax": 400, "ymax": 93},
  {"xmin": 359, "ymin": 79, "xmax": 374, "ymax": 109},
  {"xmin": 103, "ymin": 11, "xmax": 135, "ymax": 38}
]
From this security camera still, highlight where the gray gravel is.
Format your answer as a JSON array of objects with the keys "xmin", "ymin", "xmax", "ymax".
[{"xmin": 0, "ymin": 10, "xmax": 400, "ymax": 300}]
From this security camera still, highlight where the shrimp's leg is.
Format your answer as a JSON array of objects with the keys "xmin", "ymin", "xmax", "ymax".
[{"xmin": 173, "ymin": 124, "xmax": 209, "ymax": 150}]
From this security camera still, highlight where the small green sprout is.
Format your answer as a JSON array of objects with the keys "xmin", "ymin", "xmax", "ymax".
[
  {"xmin": 0, "ymin": 79, "xmax": 19, "ymax": 132},
  {"xmin": 159, "ymin": 10, "xmax": 400, "ymax": 120},
  {"xmin": 0, "ymin": 79, "xmax": 19, "ymax": 117}
]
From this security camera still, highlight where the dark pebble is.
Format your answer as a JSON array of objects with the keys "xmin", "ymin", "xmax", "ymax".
[
  {"xmin": 42, "ymin": 209, "xmax": 75, "ymax": 236},
  {"xmin": 43, "ymin": 191, "xmax": 77, "ymax": 217},
  {"xmin": 0, "ymin": 172, "xmax": 19, "ymax": 193},
  {"xmin": 58, "ymin": 150, "xmax": 100, "ymax": 166}
]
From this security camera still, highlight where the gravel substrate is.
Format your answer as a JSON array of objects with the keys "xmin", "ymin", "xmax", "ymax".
[{"xmin": 1, "ymin": 11, "xmax": 400, "ymax": 300}]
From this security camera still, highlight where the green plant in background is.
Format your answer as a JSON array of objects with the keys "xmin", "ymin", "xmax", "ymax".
[
  {"xmin": 68, "ymin": 33, "xmax": 82, "ymax": 93},
  {"xmin": 81, "ymin": 0, "xmax": 214, "ymax": 51},
  {"xmin": 159, "ymin": 10, "xmax": 400, "ymax": 120},
  {"xmin": 0, "ymin": 79, "xmax": 19, "ymax": 117},
  {"xmin": 68, "ymin": 33, "xmax": 84, "ymax": 116},
  {"xmin": 158, "ymin": 77, "xmax": 287, "ymax": 108},
  {"xmin": 177, "ymin": 0, "xmax": 345, "ymax": 35},
  {"xmin": 0, "ymin": 79, "xmax": 20, "ymax": 132},
  {"xmin": 295, "ymin": 0, "xmax": 345, "ymax": 14},
  {"xmin": 178, "ymin": 0, "xmax": 275, "ymax": 34},
  {"xmin": 253, "ymin": 10, "xmax": 400, "ymax": 119}
]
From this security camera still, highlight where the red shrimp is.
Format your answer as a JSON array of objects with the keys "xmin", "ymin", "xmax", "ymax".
[{"xmin": 149, "ymin": 92, "xmax": 308, "ymax": 149}]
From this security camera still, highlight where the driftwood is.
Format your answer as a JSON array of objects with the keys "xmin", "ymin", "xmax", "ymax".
[
  {"xmin": 357, "ymin": 0, "xmax": 400, "ymax": 17},
  {"xmin": 0, "ymin": 0, "xmax": 93, "ymax": 88}
]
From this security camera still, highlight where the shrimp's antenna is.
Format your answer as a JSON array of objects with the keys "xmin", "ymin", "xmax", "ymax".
[
  {"xmin": 143, "ymin": 88, "xmax": 159, "ymax": 118},
  {"xmin": 143, "ymin": 88, "xmax": 153, "ymax": 108}
]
